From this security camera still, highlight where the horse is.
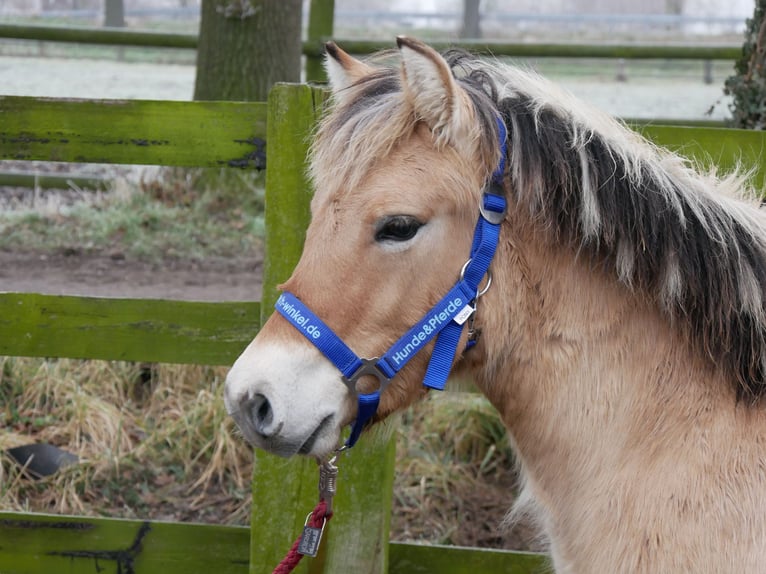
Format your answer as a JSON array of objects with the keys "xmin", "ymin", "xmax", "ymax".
[{"xmin": 225, "ymin": 37, "xmax": 766, "ymax": 572}]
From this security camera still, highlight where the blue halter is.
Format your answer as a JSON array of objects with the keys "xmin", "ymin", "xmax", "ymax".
[{"xmin": 275, "ymin": 118, "xmax": 507, "ymax": 448}]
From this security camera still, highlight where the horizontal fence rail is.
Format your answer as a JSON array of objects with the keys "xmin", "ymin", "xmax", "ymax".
[
  {"xmin": 0, "ymin": 513, "xmax": 251, "ymax": 574},
  {"xmin": 0, "ymin": 293, "xmax": 260, "ymax": 365},
  {"xmin": 302, "ymin": 38, "xmax": 743, "ymax": 60},
  {"xmin": 0, "ymin": 23, "xmax": 198, "ymax": 49},
  {"xmin": 0, "ymin": 23, "xmax": 743, "ymax": 61},
  {"xmin": 633, "ymin": 124, "xmax": 766, "ymax": 191},
  {"xmin": 0, "ymin": 96, "xmax": 267, "ymax": 168},
  {"xmin": 0, "ymin": 512, "xmax": 547, "ymax": 574}
]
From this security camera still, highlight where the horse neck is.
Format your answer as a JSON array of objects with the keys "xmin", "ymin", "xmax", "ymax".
[
  {"xmin": 465, "ymin": 221, "xmax": 766, "ymax": 571},
  {"xmin": 471, "ymin": 219, "xmax": 736, "ymax": 491}
]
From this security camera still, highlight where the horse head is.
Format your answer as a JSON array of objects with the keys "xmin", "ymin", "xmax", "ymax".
[{"xmin": 224, "ymin": 37, "xmax": 505, "ymax": 458}]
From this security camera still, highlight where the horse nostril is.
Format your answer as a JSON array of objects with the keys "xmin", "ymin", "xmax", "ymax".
[{"xmin": 249, "ymin": 393, "xmax": 274, "ymax": 436}]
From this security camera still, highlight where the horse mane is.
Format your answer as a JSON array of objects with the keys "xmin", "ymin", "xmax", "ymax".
[{"xmin": 312, "ymin": 49, "xmax": 766, "ymax": 399}]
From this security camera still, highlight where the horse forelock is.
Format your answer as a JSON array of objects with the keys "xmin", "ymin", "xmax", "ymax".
[
  {"xmin": 311, "ymin": 48, "xmax": 766, "ymax": 399},
  {"xmin": 310, "ymin": 54, "xmax": 501, "ymax": 203},
  {"xmin": 310, "ymin": 69, "xmax": 412, "ymax": 201}
]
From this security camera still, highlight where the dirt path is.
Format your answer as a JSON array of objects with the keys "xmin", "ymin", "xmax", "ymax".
[{"xmin": 0, "ymin": 249, "xmax": 262, "ymax": 301}]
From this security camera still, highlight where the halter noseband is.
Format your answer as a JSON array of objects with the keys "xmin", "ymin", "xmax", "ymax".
[{"xmin": 275, "ymin": 117, "xmax": 508, "ymax": 448}]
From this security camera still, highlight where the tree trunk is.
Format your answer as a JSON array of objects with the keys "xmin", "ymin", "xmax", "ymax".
[
  {"xmin": 460, "ymin": 0, "xmax": 481, "ymax": 40},
  {"xmin": 103, "ymin": 0, "xmax": 125, "ymax": 28},
  {"xmin": 194, "ymin": 0, "xmax": 303, "ymax": 102},
  {"xmin": 665, "ymin": 0, "xmax": 684, "ymax": 15}
]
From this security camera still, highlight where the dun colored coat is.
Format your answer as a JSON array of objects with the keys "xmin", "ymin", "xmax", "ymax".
[{"xmin": 226, "ymin": 37, "xmax": 766, "ymax": 573}]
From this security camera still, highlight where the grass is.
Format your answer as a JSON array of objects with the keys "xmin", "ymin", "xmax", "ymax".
[
  {"xmin": 0, "ymin": 167, "xmax": 265, "ymax": 262},
  {"xmin": 0, "ymin": 357, "xmax": 252, "ymax": 525},
  {"xmin": 392, "ymin": 392, "xmax": 526, "ymax": 548},
  {"xmin": 0, "ymin": 167, "xmax": 266, "ymax": 524},
  {"xmin": 0, "ymin": 356, "xmax": 524, "ymax": 548}
]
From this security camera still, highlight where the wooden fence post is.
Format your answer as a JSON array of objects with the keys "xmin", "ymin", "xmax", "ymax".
[
  {"xmin": 306, "ymin": 0, "xmax": 334, "ymax": 84},
  {"xmin": 250, "ymin": 83, "xmax": 396, "ymax": 574}
]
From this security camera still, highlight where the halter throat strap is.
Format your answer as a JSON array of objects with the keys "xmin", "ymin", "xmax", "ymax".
[{"xmin": 275, "ymin": 118, "xmax": 508, "ymax": 448}]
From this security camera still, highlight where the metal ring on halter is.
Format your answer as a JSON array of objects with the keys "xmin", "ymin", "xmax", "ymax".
[
  {"xmin": 476, "ymin": 272, "xmax": 492, "ymax": 298},
  {"xmin": 342, "ymin": 357, "xmax": 392, "ymax": 393},
  {"xmin": 459, "ymin": 259, "xmax": 493, "ymax": 299}
]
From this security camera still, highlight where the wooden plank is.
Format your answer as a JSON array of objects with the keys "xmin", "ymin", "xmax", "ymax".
[
  {"xmin": 250, "ymin": 83, "xmax": 397, "ymax": 574},
  {"xmin": 260, "ymin": 84, "xmax": 319, "ymax": 315},
  {"xmin": 0, "ymin": 23, "xmax": 197, "ymax": 49},
  {"xmin": 638, "ymin": 125, "xmax": 766, "ymax": 192},
  {"xmin": 389, "ymin": 542, "xmax": 547, "ymax": 574},
  {"xmin": 0, "ymin": 23, "xmax": 739, "ymax": 61},
  {"xmin": 0, "ymin": 96, "xmax": 267, "ymax": 168},
  {"xmin": 322, "ymin": 434, "xmax": 396, "ymax": 573},
  {"xmin": 249, "ymin": 434, "xmax": 398, "ymax": 574},
  {"xmin": 0, "ymin": 512, "xmax": 249, "ymax": 574},
  {"xmin": 0, "ymin": 293, "xmax": 259, "ymax": 366},
  {"xmin": 0, "ymin": 512, "xmax": 548, "ymax": 574},
  {"xmin": 302, "ymin": 39, "xmax": 741, "ymax": 60},
  {"xmin": 249, "ymin": 83, "xmax": 323, "ymax": 574}
]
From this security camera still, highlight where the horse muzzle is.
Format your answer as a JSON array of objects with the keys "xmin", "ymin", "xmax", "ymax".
[{"xmin": 224, "ymin": 339, "xmax": 350, "ymax": 458}]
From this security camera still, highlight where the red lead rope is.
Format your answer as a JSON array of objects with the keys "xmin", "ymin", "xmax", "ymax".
[{"xmin": 271, "ymin": 500, "xmax": 333, "ymax": 574}]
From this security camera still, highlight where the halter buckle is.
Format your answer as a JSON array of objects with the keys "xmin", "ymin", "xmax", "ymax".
[{"xmin": 480, "ymin": 189, "xmax": 507, "ymax": 224}]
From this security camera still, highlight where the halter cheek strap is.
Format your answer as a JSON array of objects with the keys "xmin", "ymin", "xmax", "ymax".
[{"xmin": 275, "ymin": 117, "xmax": 508, "ymax": 448}]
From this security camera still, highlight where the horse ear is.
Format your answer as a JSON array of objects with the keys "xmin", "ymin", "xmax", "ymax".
[
  {"xmin": 324, "ymin": 42, "xmax": 374, "ymax": 98},
  {"xmin": 397, "ymin": 36, "xmax": 474, "ymax": 150}
]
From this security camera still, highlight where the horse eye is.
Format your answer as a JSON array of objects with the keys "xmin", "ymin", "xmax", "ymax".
[{"xmin": 375, "ymin": 215, "xmax": 424, "ymax": 243}]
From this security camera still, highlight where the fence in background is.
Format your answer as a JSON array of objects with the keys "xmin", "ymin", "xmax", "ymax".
[
  {"xmin": 0, "ymin": 3, "xmax": 740, "ymax": 191},
  {"xmin": 1, "ymin": 2, "xmax": 765, "ymax": 571},
  {"xmin": 1, "ymin": 82, "xmax": 766, "ymax": 573}
]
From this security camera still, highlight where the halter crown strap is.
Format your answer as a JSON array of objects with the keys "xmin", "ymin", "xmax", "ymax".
[{"xmin": 275, "ymin": 116, "xmax": 508, "ymax": 448}]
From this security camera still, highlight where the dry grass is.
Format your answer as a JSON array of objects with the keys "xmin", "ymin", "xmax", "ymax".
[
  {"xmin": 0, "ymin": 167, "xmax": 265, "ymax": 263},
  {"xmin": 391, "ymin": 392, "xmax": 538, "ymax": 549},
  {"xmin": 0, "ymin": 357, "xmax": 535, "ymax": 549},
  {"xmin": 0, "ymin": 357, "xmax": 252, "ymax": 525}
]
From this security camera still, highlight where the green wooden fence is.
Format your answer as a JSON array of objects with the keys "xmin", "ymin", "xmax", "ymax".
[
  {"xmin": 1, "ymin": 84, "xmax": 766, "ymax": 573},
  {"xmin": 0, "ymin": 84, "xmax": 547, "ymax": 573},
  {"xmin": 0, "ymin": 512, "xmax": 545, "ymax": 574}
]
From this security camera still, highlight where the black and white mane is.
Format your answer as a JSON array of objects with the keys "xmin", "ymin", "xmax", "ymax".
[{"xmin": 316, "ymin": 49, "xmax": 766, "ymax": 399}]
